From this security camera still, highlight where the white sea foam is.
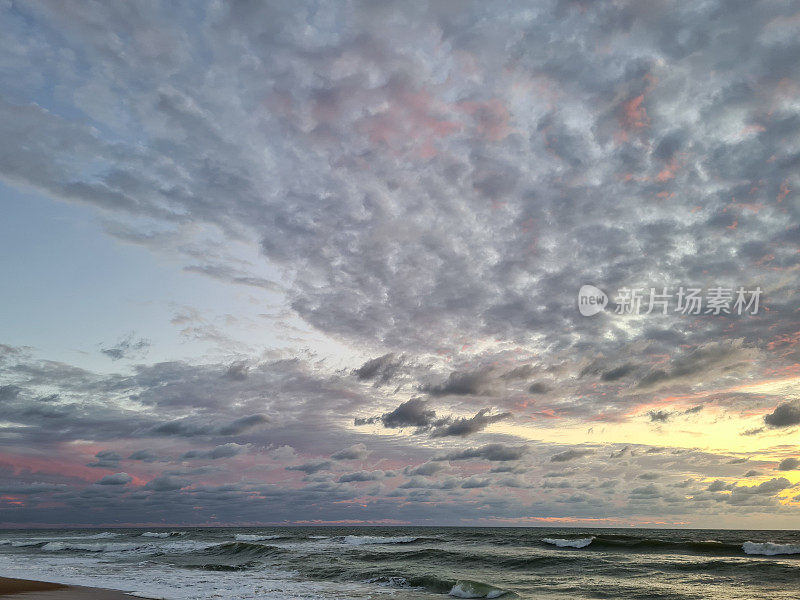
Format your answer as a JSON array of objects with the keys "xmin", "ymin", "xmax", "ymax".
[
  {"xmin": 449, "ymin": 580, "xmax": 507, "ymax": 598},
  {"xmin": 542, "ymin": 537, "xmax": 594, "ymax": 548},
  {"xmin": 742, "ymin": 541, "xmax": 800, "ymax": 556},
  {"xmin": 234, "ymin": 534, "xmax": 282, "ymax": 541},
  {"xmin": 342, "ymin": 535, "xmax": 417, "ymax": 545}
]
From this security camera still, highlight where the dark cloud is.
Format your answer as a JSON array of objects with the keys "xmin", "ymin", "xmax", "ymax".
[
  {"xmin": 527, "ymin": 382, "xmax": 550, "ymax": 394},
  {"xmin": 764, "ymin": 401, "xmax": 800, "ymax": 428},
  {"xmin": 430, "ymin": 409, "xmax": 510, "ymax": 438},
  {"xmin": 96, "ymin": 473, "xmax": 132, "ymax": 486},
  {"xmin": 777, "ymin": 457, "xmax": 799, "ymax": 471},
  {"xmin": 601, "ymin": 364, "xmax": 636, "ymax": 381},
  {"xmin": 353, "ymin": 354, "xmax": 403, "ymax": 385},
  {"xmin": 356, "ymin": 399, "xmax": 508, "ymax": 437},
  {"xmin": 422, "ymin": 369, "xmax": 493, "ymax": 397},
  {"xmin": 648, "ymin": 410, "xmax": 671, "ymax": 423},
  {"xmin": 373, "ymin": 398, "xmax": 436, "ymax": 429}
]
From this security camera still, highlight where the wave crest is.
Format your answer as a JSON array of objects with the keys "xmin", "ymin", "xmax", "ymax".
[
  {"xmin": 542, "ymin": 537, "xmax": 594, "ymax": 548},
  {"xmin": 234, "ymin": 534, "xmax": 283, "ymax": 542},
  {"xmin": 342, "ymin": 535, "xmax": 419, "ymax": 545},
  {"xmin": 743, "ymin": 542, "xmax": 800, "ymax": 556}
]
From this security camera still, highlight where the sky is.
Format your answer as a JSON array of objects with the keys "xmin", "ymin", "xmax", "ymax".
[{"xmin": 0, "ymin": 0, "xmax": 799, "ymax": 529}]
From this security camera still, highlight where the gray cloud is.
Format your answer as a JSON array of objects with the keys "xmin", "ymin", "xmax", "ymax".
[
  {"xmin": 331, "ymin": 444, "xmax": 369, "ymax": 461},
  {"xmin": 87, "ymin": 451, "xmax": 122, "ymax": 469},
  {"xmin": 286, "ymin": 460, "xmax": 334, "ymax": 475},
  {"xmin": 337, "ymin": 470, "xmax": 385, "ymax": 483},
  {"xmin": 550, "ymin": 449, "xmax": 594, "ymax": 462},
  {"xmin": 101, "ymin": 334, "xmax": 150, "ymax": 361},
  {"xmin": 145, "ymin": 476, "xmax": 189, "ymax": 492},
  {"xmin": 440, "ymin": 444, "xmax": 528, "ymax": 462},
  {"xmin": 180, "ymin": 443, "xmax": 247, "ymax": 461},
  {"xmin": 422, "ymin": 369, "xmax": 493, "ymax": 397}
]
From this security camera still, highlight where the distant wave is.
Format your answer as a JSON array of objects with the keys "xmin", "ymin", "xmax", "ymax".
[
  {"xmin": 743, "ymin": 542, "xmax": 800, "ymax": 556},
  {"xmin": 9, "ymin": 540, "xmax": 47, "ymax": 548},
  {"xmin": 342, "ymin": 535, "xmax": 419, "ymax": 545},
  {"xmin": 539, "ymin": 535, "xmax": 752, "ymax": 556},
  {"xmin": 82, "ymin": 532, "xmax": 119, "ymax": 539},
  {"xmin": 141, "ymin": 531, "xmax": 185, "ymax": 538},
  {"xmin": 41, "ymin": 541, "xmax": 142, "ymax": 552},
  {"xmin": 234, "ymin": 534, "xmax": 284, "ymax": 542},
  {"xmin": 542, "ymin": 537, "xmax": 594, "ymax": 548}
]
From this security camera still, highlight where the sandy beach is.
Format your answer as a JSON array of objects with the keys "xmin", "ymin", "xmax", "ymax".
[{"xmin": 0, "ymin": 577, "xmax": 134, "ymax": 599}]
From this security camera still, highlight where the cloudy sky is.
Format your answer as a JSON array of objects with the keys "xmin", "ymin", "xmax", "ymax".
[{"xmin": 1, "ymin": 0, "xmax": 799, "ymax": 529}]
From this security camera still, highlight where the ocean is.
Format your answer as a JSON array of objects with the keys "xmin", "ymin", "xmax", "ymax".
[{"xmin": 0, "ymin": 527, "xmax": 798, "ymax": 599}]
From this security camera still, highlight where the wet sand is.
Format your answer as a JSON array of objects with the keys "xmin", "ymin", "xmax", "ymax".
[{"xmin": 0, "ymin": 577, "xmax": 135, "ymax": 599}]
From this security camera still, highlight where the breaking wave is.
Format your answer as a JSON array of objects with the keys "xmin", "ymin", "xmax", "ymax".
[
  {"xmin": 542, "ymin": 537, "xmax": 594, "ymax": 548},
  {"xmin": 342, "ymin": 535, "xmax": 420, "ymax": 545},
  {"xmin": 743, "ymin": 542, "xmax": 800, "ymax": 556},
  {"xmin": 204, "ymin": 542, "xmax": 289, "ymax": 558},
  {"xmin": 449, "ymin": 580, "xmax": 511, "ymax": 598}
]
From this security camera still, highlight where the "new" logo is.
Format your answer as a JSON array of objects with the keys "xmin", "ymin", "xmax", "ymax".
[{"xmin": 577, "ymin": 285, "xmax": 608, "ymax": 316}]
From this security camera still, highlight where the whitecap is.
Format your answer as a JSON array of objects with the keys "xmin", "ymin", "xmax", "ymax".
[
  {"xmin": 234, "ymin": 534, "xmax": 282, "ymax": 542},
  {"xmin": 542, "ymin": 537, "xmax": 594, "ymax": 548}
]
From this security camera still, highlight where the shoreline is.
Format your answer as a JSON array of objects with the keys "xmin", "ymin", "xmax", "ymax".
[{"xmin": 0, "ymin": 577, "xmax": 136, "ymax": 599}]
